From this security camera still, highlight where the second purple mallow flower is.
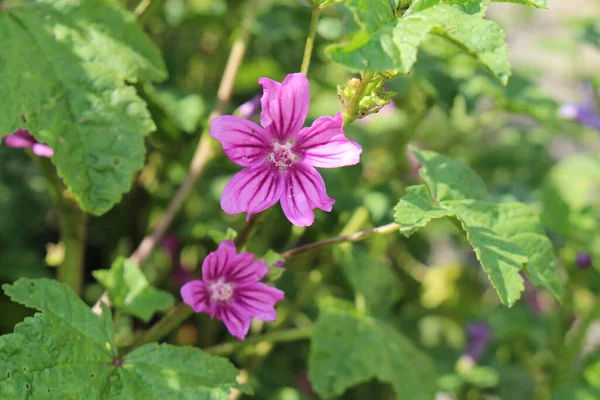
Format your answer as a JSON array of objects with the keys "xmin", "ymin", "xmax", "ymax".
[
  {"xmin": 210, "ymin": 73, "xmax": 362, "ymax": 226},
  {"xmin": 180, "ymin": 240, "xmax": 284, "ymax": 340},
  {"xmin": 3, "ymin": 129, "xmax": 54, "ymax": 158}
]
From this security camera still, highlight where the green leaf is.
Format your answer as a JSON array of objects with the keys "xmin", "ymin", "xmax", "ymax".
[
  {"xmin": 344, "ymin": 0, "xmax": 395, "ymax": 32},
  {"xmin": 93, "ymin": 258, "xmax": 175, "ymax": 322},
  {"xmin": 146, "ymin": 85, "xmax": 205, "ymax": 133},
  {"xmin": 412, "ymin": 149, "xmax": 489, "ymax": 202},
  {"xmin": 394, "ymin": 148, "xmax": 563, "ymax": 305},
  {"xmin": 494, "ymin": 0, "xmax": 547, "ymax": 7},
  {"xmin": 460, "ymin": 74, "xmax": 559, "ymax": 125},
  {"xmin": 394, "ymin": 185, "xmax": 453, "ymax": 236},
  {"xmin": 406, "ymin": 0, "xmax": 546, "ymax": 15},
  {"xmin": 0, "ymin": 278, "xmax": 248, "ymax": 399},
  {"xmin": 406, "ymin": 0, "xmax": 489, "ymax": 17},
  {"xmin": 308, "ymin": 301, "xmax": 437, "ymax": 399},
  {"xmin": 327, "ymin": 5, "xmax": 510, "ymax": 84},
  {"xmin": 340, "ymin": 247, "xmax": 401, "ymax": 317},
  {"xmin": 0, "ymin": 0, "xmax": 167, "ymax": 215}
]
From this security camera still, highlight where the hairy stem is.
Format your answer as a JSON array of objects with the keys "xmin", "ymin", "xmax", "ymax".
[
  {"xmin": 281, "ymin": 222, "xmax": 400, "ymax": 259},
  {"xmin": 300, "ymin": 6, "xmax": 322, "ymax": 76},
  {"xmin": 205, "ymin": 326, "xmax": 314, "ymax": 356},
  {"xmin": 342, "ymin": 71, "xmax": 375, "ymax": 126},
  {"xmin": 92, "ymin": 0, "xmax": 260, "ymax": 315},
  {"xmin": 36, "ymin": 157, "xmax": 87, "ymax": 296}
]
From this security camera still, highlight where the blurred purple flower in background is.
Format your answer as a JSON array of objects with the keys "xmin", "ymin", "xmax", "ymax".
[
  {"xmin": 576, "ymin": 252, "xmax": 592, "ymax": 270},
  {"xmin": 559, "ymin": 85, "xmax": 600, "ymax": 131},
  {"xmin": 3, "ymin": 129, "xmax": 53, "ymax": 158},
  {"xmin": 162, "ymin": 234, "xmax": 195, "ymax": 286},
  {"xmin": 238, "ymin": 94, "xmax": 262, "ymax": 120},
  {"xmin": 463, "ymin": 322, "xmax": 491, "ymax": 364},
  {"xmin": 181, "ymin": 240, "xmax": 284, "ymax": 340}
]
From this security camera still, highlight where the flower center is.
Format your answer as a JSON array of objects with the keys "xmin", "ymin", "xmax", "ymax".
[
  {"xmin": 267, "ymin": 139, "xmax": 299, "ymax": 171},
  {"xmin": 208, "ymin": 279, "xmax": 234, "ymax": 302}
]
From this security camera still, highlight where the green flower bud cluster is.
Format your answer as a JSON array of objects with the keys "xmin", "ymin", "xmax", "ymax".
[{"xmin": 338, "ymin": 72, "xmax": 397, "ymax": 121}]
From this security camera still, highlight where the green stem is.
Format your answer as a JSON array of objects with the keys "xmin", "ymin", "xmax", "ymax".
[
  {"xmin": 300, "ymin": 7, "xmax": 322, "ymax": 76},
  {"xmin": 556, "ymin": 297, "xmax": 600, "ymax": 385},
  {"xmin": 35, "ymin": 157, "xmax": 87, "ymax": 296},
  {"xmin": 342, "ymin": 71, "xmax": 375, "ymax": 126},
  {"xmin": 204, "ymin": 326, "xmax": 314, "ymax": 356},
  {"xmin": 125, "ymin": 303, "xmax": 194, "ymax": 353},
  {"xmin": 234, "ymin": 212, "xmax": 265, "ymax": 249},
  {"xmin": 281, "ymin": 221, "xmax": 400, "ymax": 259}
]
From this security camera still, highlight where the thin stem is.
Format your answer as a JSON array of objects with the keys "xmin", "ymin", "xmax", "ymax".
[
  {"xmin": 342, "ymin": 71, "xmax": 375, "ymax": 126},
  {"xmin": 92, "ymin": 0, "xmax": 260, "ymax": 314},
  {"xmin": 556, "ymin": 297, "xmax": 600, "ymax": 385},
  {"xmin": 134, "ymin": 0, "xmax": 152, "ymax": 17},
  {"xmin": 130, "ymin": 2, "xmax": 258, "ymax": 266},
  {"xmin": 234, "ymin": 212, "xmax": 265, "ymax": 248},
  {"xmin": 36, "ymin": 157, "xmax": 87, "ymax": 296},
  {"xmin": 125, "ymin": 303, "xmax": 194, "ymax": 353},
  {"xmin": 281, "ymin": 222, "xmax": 400, "ymax": 259},
  {"xmin": 204, "ymin": 326, "xmax": 314, "ymax": 356},
  {"xmin": 300, "ymin": 7, "xmax": 322, "ymax": 76}
]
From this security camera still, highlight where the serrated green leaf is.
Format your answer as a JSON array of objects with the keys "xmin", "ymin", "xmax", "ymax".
[
  {"xmin": 406, "ymin": 0, "xmax": 546, "ymax": 16},
  {"xmin": 494, "ymin": 0, "xmax": 547, "ymax": 7},
  {"xmin": 394, "ymin": 185, "xmax": 453, "ymax": 236},
  {"xmin": 0, "ymin": 278, "xmax": 247, "ymax": 399},
  {"xmin": 93, "ymin": 258, "xmax": 174, "ymax": 322},
  {"xmin": 344, "ymin": 0, "xmax": 395, "ymax": 32},
  {"xmin": 327, "ymin": 5, "xmax": 510, "ymax": 84},
  {"xmin": 411, "ymin": 148, "xmax": 489, "ymax": 202},
  {"xmin": 394, "ymin": 149, "xmax": 564, "ymax": 305},
  {"xmin": 0, "ymin": 0, "xmax": 167, "ymax": 215},
  {"xmin": 308, "ymin": 302, "xmax": 437, "ymax": 399},
  {"xmin": 406, "ymin": 0, "xmax": 489, "ymax": 17}
]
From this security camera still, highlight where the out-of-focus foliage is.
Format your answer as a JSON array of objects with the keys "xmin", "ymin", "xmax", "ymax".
[{"xmin": 0, "ymin": 0, "xmax": 599, "ymax": 399}]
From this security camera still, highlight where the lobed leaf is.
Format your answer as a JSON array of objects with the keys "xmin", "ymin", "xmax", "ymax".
[
  {"xmin": 0, "ymin": 278, "xmax": 247, "ymax": 399},
  {"xmin": 394, "ymin": 148, "xmax": 564, "ymax": 305},
  {"xmin": 0, "ymin": 0, "xmax": 167, "ymax": 215},
  {"xmin": 329, "ymin": 5, "xmax": 510, "ymax": 84},
  {"xmin": 308, "ymin": 301, "xmax": 437, "ymax": 399}
]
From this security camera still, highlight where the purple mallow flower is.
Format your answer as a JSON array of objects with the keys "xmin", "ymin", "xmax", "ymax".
[
  {"xmin": 210, "ymin": 73, "xmax": 362, "ymax": 226},
  {"xmin": 181, "ymin": 240, "xmax": 284, "ymax": 340},
  {"xmin": 576, "ymin": 252, "xmax": 592, "ymax": 270},
  {"xmin": 464, "ymin": 322, "xmax": 491, "ymax": 363},
  {"xmin": 3, "ymin": 129, "xmax": 53, "ymax": 158}
]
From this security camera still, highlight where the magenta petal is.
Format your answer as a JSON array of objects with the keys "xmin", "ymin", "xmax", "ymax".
[
  {"xmin": 226, "ymin": 256, "xmax": 270, "ymax": 283},
  {"xmin": 210, "ymin": 115, "xmax": 270, "ymax": 166},
  {"xmin": 202, "ymin": 240, "xmax": 237, "ymax": 282},
  {"xmin": 32, "ymin": 143, "xmax": 54, "ymax": 158},
  {"xmin": 296, "ymin": 113, "xmax": 344, "ymax": 149},
  {"xmin": 235, "ymin": 283, "xmax": 285, "ymax": 322},
  {"xmin": 258, "ymin": 73, "xmax": 310, "ymax": 139},
  {"xmin": 280, "ymin": 163, "xmax": 335, "ymax": 226},
  {"xmin": 4, "ymin": 130, "xmax": 36, "ymax": 148},
  {"xmin": 303, "ymin": 134, "xmax": 362, "ymax": 168},
  {"xmin": 297, "ymin": 113, "xmax": 361, "ymax": 168},
  {"xmin": 181, "ymin": 280, "xmax": 211, "ymax": 313},
  {"xmin": 219, "ymin": 307, "xmax": 252, "ymax": 340},
  {"xmin": 221, "ymin": 165, "xmax": 284, "ymax": 219}
]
